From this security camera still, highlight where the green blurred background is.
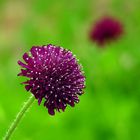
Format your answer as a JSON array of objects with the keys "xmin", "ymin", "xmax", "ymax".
[{"xmin": 0, "ymin": 0, "xmax": 140, "ymax": 140}]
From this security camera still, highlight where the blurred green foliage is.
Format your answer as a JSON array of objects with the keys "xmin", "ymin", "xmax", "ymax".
[{"xmin": 0, "ymin": 0, "xmax": 140, "ymax": 140}]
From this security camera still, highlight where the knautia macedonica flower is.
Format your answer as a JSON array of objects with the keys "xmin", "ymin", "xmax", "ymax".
[
  {"xmin": 90, "ymin": 16, "xmax": 123, "ymax": 46},
  {"xmin": 18, "ymin": 44, "xmax": 85, "ymax": 115}
]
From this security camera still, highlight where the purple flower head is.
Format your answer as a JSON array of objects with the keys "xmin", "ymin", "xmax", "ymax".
[
  {"xmin": 18, "ymin": 44, "xmax": 85, "ymax": 115},
  {"xmin": 90, "ymin": 16, "xmax": 123, "ymax": 46}
]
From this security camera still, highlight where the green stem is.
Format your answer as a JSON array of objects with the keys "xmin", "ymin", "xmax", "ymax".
[{"xmin": 3, "ymin": 95, "xmax": 35, "ymax": 140}]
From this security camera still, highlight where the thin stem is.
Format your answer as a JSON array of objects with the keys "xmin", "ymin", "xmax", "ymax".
[{"xmin": 3, "ymin": 95, "xmax": 35, "ymax": 140}]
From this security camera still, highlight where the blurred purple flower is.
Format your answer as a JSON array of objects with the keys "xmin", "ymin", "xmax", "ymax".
[
  {"xmin": 18, "ymin": 44, "xmax": 85, "ymax": 115},
  {"xmin": 90, "ymin": 16, "xmax": 124, "ymax": 46}
]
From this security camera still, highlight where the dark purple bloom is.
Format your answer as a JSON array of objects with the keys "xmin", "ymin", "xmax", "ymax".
[
  {"xmin": 18, "ymin": 44, "xmax": 85, "ymax": 115},
  {"xmin": 90, "ymin": 16, "xmax": 123, "ymax": 46}
]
